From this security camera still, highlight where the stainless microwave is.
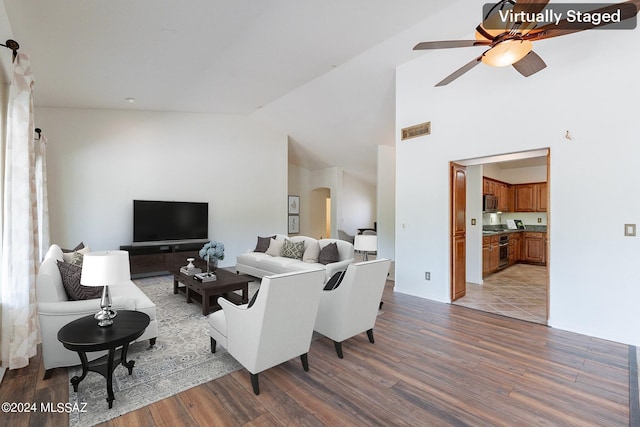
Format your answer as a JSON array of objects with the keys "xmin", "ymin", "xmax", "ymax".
[{"xmin": 483, "ymin": 194, "xmax": 498, "ymax": 213}]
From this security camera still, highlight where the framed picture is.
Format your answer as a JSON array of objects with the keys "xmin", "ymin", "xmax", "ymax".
[
  {"xmin": 288, "ymin": 195, "xmax": 300, "ymax": 214},
  {"xmin": 288, "ymin": 215, "xmax": 300, "ymax": 234}
]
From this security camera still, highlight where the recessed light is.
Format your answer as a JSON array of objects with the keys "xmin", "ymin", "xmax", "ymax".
[{"xmin": 125, "ymin": 97, "xmax": 136, "ymax": 103}]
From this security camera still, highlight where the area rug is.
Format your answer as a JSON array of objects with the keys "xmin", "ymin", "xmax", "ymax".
[{"xmin": 68, "ymin": 274, "xmax": 259, "ymax": 427}]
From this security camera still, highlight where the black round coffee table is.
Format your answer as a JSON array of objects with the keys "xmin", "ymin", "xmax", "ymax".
[{"xmin": 57, "ymin": 310, "xmax": 150, "ymax": 408}]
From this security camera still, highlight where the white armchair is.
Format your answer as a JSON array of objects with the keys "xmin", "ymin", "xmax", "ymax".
[
  {"xmin": 208, "ymin": 269, "xmax": 325, "ymax": 395},
  {"xmin": 314, "ymin": 259, "xmax": 391, "ymax": 358}
]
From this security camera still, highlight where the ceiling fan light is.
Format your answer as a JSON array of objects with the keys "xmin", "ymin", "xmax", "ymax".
[{"xmin": 482, "ymin": 40, "xmax": 533, "ymax": 67}]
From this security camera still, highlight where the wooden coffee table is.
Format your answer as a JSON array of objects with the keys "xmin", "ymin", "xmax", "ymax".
[{"xmin": 172, "ymin": 268, "xmax": 252, "ymax": 315}]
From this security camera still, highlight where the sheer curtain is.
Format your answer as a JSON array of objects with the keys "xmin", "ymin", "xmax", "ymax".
[
  {"xmin": 0, "ymin": 52, "xmax": 40, "ymax": 369},
  {"xmin": 35, "ymin": 132, "xmax": 50, "ymax": 259}
]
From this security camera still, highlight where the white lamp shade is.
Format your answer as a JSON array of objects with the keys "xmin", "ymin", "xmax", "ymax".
[
  {"xmin": 81, "ymin": 250, "xmax": 131, "ymax": 287},
  {"xmin": 354, "ymin": 235, "xmax": 377, "ymax": 252}
]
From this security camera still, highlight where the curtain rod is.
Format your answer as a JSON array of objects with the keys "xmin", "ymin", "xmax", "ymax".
[{"xmin": 1, "ymin": 39, "xmax": 20, "ymax": 62}]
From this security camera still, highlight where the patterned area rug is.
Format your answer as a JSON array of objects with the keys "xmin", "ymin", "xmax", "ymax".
[{"xmin": 68, "ymin": 274, "xmax": 258, "ymax": 427}]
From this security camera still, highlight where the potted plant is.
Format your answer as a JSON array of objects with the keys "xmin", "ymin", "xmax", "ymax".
[{"xmin": 199, "ymin": 240, "xmax": 225, "ymax": 279}]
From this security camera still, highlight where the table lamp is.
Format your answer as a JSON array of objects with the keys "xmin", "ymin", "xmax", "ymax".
[
  {"xmin": 80, "ymin": 250, "xmax": 131, "ymax": 327},
  {"xmin": 354, "ymin": 235, "xmax": 377, "ymax": 261}
]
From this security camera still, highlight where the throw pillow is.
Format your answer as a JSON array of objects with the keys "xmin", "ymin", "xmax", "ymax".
[
  {"xmin": 318, "ymin": 242, "xmax": 340, "ymax": 265},
  {"xmin": 57, "ymin": 260, "xmax": 102, "ymax": 301},
  {"xmin": 324, "ymin": 270, "xmax": 346, "ymax": 291},
  {"xmin": 62, "ymin": 245, "xmax": 90, "ymax": 263},
  {"xmin": 248, "ymin": 290, "xmax": 259, "ymax": 308},
  {"xmin": 303, "ymin": 242, "xmax": 320, "ymax": 263},
  {"xmin": 265, "ymin": 238, "xmax": 284, "ymax": 257},
  {"xmin": 281, "ymin": 240, "xmax": 305, "ymax": 260},
  {"xmin": 62, "ymin": 242, "xmax": 85, "ymax": 253},
  {"xmin": 69, "ymin": 251, "xmax": 84, "ymax": 267},
  {"xmin": 254, "ymin": 235, "xmax": 275, "ymax": 253}
]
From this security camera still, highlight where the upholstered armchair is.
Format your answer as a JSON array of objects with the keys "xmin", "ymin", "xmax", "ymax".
[
  {"xmin": 208, "ymin": 269, "xmax": 325, "ymax": 395},
  {"xmin": 314, "ymin": 259, "xmax": 391, "ymax": 358}
]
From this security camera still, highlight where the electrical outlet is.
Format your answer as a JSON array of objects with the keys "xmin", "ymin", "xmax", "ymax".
[
  {"xmin": 425, "ymin": 272, "xmax": 431, "ymax": 280},
  {"xmin": 538, "ymin": 217, "xmax": 542, "ymax": 223}
]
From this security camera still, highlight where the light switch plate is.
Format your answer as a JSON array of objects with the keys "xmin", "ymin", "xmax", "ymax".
[{"xmin": 624, "ymin": 224, "xmax": 636, "ymax": 236}]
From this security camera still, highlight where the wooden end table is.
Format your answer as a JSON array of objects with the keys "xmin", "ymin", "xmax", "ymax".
[
  {"xmin": 172, "ymin": 268, "xmax": 251, "ymax": 315},
  {"xmin": 57, "ymin": 310, "xmax": 150, "ymax": 409}
]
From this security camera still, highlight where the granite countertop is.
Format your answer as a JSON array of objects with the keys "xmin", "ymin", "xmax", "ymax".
[{"xmin": 482, "ymin": 225, "xmax": 547, "ymax": 235}]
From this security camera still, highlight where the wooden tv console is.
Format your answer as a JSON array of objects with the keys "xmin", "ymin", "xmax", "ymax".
[{"xmin": 120, "ymin": 241, "xmax": 206, "ymax": 277}]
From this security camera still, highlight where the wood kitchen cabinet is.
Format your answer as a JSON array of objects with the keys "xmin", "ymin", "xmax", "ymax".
[
  {"xmin": 508, "ymin": 232, "xmax": 521, "ymax": 265},
  {"xmin": 536, "ymin": 182, "xmax": 547, "ymax": 212},
  {"xmin": 482, "ymin": 235, "xmax": 500, "ymax": 277},
  {"xmin": 523, "ymin": 232, "xmax": 545, "ymax": 265},
  {"xmin": 483, "ymin": 177, "xmax": 512, "ymax": 212},
  {"xmin": 514, "ymin": 183, "xmax": 547, "ymax": 212}
]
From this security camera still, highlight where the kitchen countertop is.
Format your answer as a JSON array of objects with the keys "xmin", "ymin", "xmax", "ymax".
[{"xmin": 482, "ymin": 226, "xmax": 547, "ymax": 235}]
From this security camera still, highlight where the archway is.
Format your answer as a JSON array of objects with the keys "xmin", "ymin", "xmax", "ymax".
[{"xmin": 310, "ymin": 187, "xmax": 331, "ymax": 239}]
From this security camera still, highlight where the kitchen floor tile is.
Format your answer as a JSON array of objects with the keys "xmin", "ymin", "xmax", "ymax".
[{"xmin": 454, "ymin": 264, "xmax": 547, "ymax": 325}]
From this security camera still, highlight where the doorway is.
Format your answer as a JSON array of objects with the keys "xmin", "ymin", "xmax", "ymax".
[
  {"xmin": 310, "ymin": 187, "xmax": 331, "ymax": 239},
  {"xmin": 450, "ymin": 149, "xmax": 550, "ymax": 324}
]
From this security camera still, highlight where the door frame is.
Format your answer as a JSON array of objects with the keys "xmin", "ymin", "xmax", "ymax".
[{"xmin": 450, "ymin": 149, "xmax": 550, "ymax": 322}]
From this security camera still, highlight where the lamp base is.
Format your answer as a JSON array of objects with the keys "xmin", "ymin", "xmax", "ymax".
[
  {"xmin": 94, "ymin": 308, "xmax": 117, "ymax": 327},
  {"xmin": 94, "ymin": 285, "xmax": 117, "ymax": 327}
]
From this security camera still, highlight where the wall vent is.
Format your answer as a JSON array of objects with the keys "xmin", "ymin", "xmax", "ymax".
[{"xmin": 401, "ymin": 121, "xmax": 431, "ymax": 141}]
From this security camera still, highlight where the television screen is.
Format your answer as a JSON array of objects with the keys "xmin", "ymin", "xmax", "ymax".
[{"xmin": 133, "ymin": 200, "xmax": 208, "ymax": 243}]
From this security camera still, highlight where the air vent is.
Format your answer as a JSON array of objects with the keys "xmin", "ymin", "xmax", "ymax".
[{"xmin": 401, "ymin": 121, "xmax": 431, "ymax": 141}]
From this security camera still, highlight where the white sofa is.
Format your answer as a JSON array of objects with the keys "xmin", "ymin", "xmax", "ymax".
[
  {"xmin": 36, "ymin": 244, "xmax": 158, "ymax": 378},
  {"xmin": 236, "ymin": 235, "xmax": 354, "ymax": 282}
]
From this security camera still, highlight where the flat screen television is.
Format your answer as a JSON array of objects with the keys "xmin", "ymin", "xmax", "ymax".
[{"xmin": 133, "ymin": 200, "xmax": 208, "ymax": 244}]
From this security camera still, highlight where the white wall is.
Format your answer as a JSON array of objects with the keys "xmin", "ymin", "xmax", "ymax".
[
  {"xmin": 289, "ymin": 164, "xmax": 377, "ymax": 241},
  {"xmin": 35, "ymin": 107, "xmax": 288, "ymax": 268},
  {"xmin": 288, "ymin": 163, "xmax": 312, "ymax": 236},
  {"xmin": 377, "ymin": 145, "xmax": 395, "ymax": 261},
  {"xmin": 396, "ymin": 14, "xmax": 640, "ymax": 346},
  {"xmin": 341, "ymin": 171, "xmax": 376, "ymax": 235}
]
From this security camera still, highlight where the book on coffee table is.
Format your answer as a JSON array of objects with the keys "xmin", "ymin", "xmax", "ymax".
[
  {"xmin": 194, "ymin": 272, "xmax": 217, "ymax": 282},
  {"xmin": 180, "ymin": 266, "xmax": 202, "ymax": 276}
]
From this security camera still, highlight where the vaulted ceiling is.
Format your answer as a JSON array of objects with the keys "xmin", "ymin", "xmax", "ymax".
[{"xmin": 1, "ymin": 0, "xmax": 463, "ymax": 184}]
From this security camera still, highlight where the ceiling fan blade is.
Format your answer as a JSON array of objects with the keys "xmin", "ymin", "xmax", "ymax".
[
  {"xmin": 414, "ymin": 40, "xmax": 491, "ymax": 50},
  {"xmin": 435, "ymin": 56, "xmax": 483, "ymax": 86},
  {"xmin": 512, "ymin": 51, "xmax": 547, "ymax": 77},
  {"xmin": 526, "ymin": 1, "xmax": 639, "ymax": 41}
]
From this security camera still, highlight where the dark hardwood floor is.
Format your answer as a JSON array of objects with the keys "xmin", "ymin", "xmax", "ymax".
[{"xmin": 0, "ymin": 280, "xmax": 634, "ymax": 426}]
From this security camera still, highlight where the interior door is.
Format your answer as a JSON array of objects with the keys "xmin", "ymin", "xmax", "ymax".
[{"xmin": 451, "ymin": 163, "xmax": 466, "ymax": 300}]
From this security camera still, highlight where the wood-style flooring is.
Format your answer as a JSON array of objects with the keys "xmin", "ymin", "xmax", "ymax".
[{"xmin": 0, "ymin": 279, "xmax": 634, "ymax": 426}]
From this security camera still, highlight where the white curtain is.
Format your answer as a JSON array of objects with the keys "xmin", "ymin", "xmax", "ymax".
[
  {"xmin": 0, "ymin": 53, "xmax": 40, "ymax": 369},
  {"xmin": 35, "ymin": 132, "xmax": 50, "ymax": 259}
]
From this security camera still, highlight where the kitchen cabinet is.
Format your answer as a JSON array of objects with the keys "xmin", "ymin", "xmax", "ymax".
[
  {"xmin": 514, "ymin": 184, "xmax": 535, "ymax": 211},
  {"xmin": 482, "ymin": 235, "xmax": 500, "ymax": 277},
  {"xmin": 483, "ymin": 177, "xmax": 512, "ymax": 212},
  {"xmin": 508, "ymin": 232, "xmax": 521, "ymax": 265},
  {"xmin": 523, "ymin": 232, "xmax": 545, "ymax": 265},
  {"xmin": 514, "ymin": 183, "xmax": 547, "ymax": 212},
  {"xmin": 536, "ymin": 183, "xmax": 547, "ymax": 212}
]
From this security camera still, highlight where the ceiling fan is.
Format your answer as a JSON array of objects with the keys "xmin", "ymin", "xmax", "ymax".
[{"xmin": 413, "ymin": 0, "xmax": 640, "ymax": 86}]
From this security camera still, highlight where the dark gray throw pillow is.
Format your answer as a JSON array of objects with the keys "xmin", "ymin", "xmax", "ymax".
[
  {"xmin": 57, "ymin": 260, "xmax": 102, "ymax": 301},
  {"xmin": 318, "ymin": 242, "xmax": 340, "ymax": 265},
  {"xmin": 248, "ymin": 289, "xmax": 259, "ymax": 308},
  {"xmin": 61, "ymin": 242, "xmax": 85, "ymax": 253},
  {"xmin": 324, "ymin": 270, "xmax": 346, "ymax": 290},
  {"xmin": 254, "ymin": 236, "xmax": 275, "ymax": 253}
]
